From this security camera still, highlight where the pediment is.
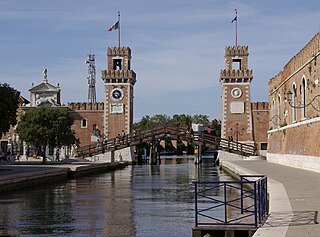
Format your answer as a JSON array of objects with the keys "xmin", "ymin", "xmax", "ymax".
[{"xmin": 29, "ymin": 82, "xmax": 60, "ymax": 93}]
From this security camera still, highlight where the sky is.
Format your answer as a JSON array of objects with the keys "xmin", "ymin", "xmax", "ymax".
[{"xmin": 1, "ymin": 0, "xmax": 320, "ymax": 122}]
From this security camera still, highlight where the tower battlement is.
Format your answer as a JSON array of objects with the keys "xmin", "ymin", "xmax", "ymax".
[
  {"xmin": 101, "ymin": 70, "xmax": 136, "ymax": 80},
  {"xmin": 225, "ymin": 46, "xmax": 249, "ymax": 56},
  {"xmin": 107, "ymin": 47, "xmax": 131, "ymax": 56},
  {"xmin": 68, "ymin": 102, "xmax": 104, "ymax": 111},
  {"xmin": 224, "ymin": 46, "xmax": 250, "ymax": 71},
  {"xmin": 251, "ymin": 102, "xmax": 269, "ymax": 111},
  {"xmin": 220, "ymin": 69, "xmax": 253, "ymax": 81}
]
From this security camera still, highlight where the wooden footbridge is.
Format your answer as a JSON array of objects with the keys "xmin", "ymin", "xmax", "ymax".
[{"xmin": 76, "ymin": 125, "xmax": 256, "ymax": 163}]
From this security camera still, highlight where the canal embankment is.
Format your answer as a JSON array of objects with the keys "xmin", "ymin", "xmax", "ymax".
[
  {"xmin": 0, "ymin": 159, "xmax": 128, "ymax": 191},
  {"xmin": 220, "ymin": 158, "xmax": 320, "ymax": 237}
]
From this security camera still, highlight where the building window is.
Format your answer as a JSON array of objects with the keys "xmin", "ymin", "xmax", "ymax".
[
  {"xmin": 302, "ymin": 77, "xmax": 306, "ymax": 118},
  {"xmin": 277, "ymin": 95, "xmax": 281, "ymax": 127},
  {"xmin": 271, "ymin": 99, "xmax": 275, "ymax": 129},
  {"xmin": 292, "ymin": 83, "xmax": 297, "ymax": 122},
  {"xmin": 260, "ymin": 143, "xmax": 268, "ymax": 150},
  {"xmin": 113, "ymin": 59, "xmax": 122, "ymax": 70},
  {"xmin": 232, "ymin": 58, "xmax": 242, "ymax": 70},
  {"xmin": 81, "ymin": 118, "xmax": 88, "ymax": 128}
]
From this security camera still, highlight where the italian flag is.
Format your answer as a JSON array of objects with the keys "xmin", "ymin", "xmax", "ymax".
[{"xmin": 108, "ymin": 21, "xmax": 119, "ymax": 32}]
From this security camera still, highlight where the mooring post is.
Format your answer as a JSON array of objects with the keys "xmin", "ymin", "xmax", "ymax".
[
  {"xmin": 157, "ymin": 142, "xmax": 161, "ymax": 165},
  {"xmin": 194, "ymin": 145, "xmax": 202, "ymax": 164},
  {"xmin": 110, "ymin": 150, "xmax": 115, "ymax": 163}
]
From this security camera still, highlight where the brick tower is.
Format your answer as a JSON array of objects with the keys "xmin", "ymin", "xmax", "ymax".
[
  {"xmin": 101, "ymin": 47, "xmax": 136, "ymax": 139},
  {"xmin": 220, "ymin": 46, "xmax": 253, "ymax": 144}
]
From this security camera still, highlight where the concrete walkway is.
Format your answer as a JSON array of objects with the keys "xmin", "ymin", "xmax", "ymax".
[
  {"xmin": 0, "ymin": 158, "xmax": 127, "ymax": 191},
  {"xmin": 223, "ymin": 160, "xmax": 320, "ymax": 237}
]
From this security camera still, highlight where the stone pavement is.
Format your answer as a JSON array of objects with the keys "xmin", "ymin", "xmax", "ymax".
[{"xmin": 225, "ymin": 160, "xmax": 320, "ymax": 237}]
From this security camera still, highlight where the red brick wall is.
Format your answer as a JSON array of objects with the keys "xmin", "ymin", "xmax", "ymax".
[
  {"xmin": 251, "ymin": 102, "xmax": 269, "ymax": 149},
  {"xmin": 68, "ymin": 102, "xmax": 104, "ymax": 147},
  {"xmin": 268, "ymin": 32, "xmax": 320, "ymax": 156}
]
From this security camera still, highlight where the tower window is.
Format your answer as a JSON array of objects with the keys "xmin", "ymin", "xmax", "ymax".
[
  {"xmin": 81, "ymin": 118, "xmax": 88, "ymax": 128},
  {"xmin": 232, "ymin": 59, "xmax": 242, "ymax": 70},
  {"xmin": 113, "ymin": 59, "xmax": 122, "ymax": 70}
]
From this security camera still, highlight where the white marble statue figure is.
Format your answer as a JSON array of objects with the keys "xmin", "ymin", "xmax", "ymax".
[{"xmin": 43, "ymin": 67, "xmax": 48, "ymax": 81}]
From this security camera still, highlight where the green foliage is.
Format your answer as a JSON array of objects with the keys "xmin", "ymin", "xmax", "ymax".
[
  {"xmin": 133, "ymin": 114, "xmax": 170, "ymax": 131},
  {"xmin": 208, "ymin": 119, "xmax": 221, "ymax": 137},
  {"xmin": 0, "ymin": 83, "xmax": 20, "ymax": 136},
  {"xmin": 17, "ymin": 107, "xmax": 75, "ymax": 162},
  {"xmin": 172, "ymin": 114, "xmax": 192, "ymax": 128},
  {"xmin": 192, "ymin": 114, "xmax": 210, "ymax": 127},
  {"xmin": 134, "ymin": 113, "xmax": 214, "ymax": 132}
]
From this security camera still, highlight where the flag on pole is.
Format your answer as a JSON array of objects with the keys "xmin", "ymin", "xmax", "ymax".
[
  {"xmin": 231, "ymin": 16, "xmax": 237, "ymax": 23},
  {"xmin": 108, "ymin": 21, "xmax": 119, "ymax": 32}
]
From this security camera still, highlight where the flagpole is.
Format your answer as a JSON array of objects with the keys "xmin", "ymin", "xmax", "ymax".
[
  {"xmin": 118, "ymin": 12, "xmax": 121, "ymax": 48},
  {"xmin": 235, "ymin": 9, "xmax": 238, "ymax": 47}
]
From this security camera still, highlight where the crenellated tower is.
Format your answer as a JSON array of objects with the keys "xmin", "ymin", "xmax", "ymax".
[
  {"xmin": 101, "ymin": 47, "xmax": 136, "ymax": 139},
  {"xmin": 220, "ymin": 46, "xmax": 254, "ymax": 144}
]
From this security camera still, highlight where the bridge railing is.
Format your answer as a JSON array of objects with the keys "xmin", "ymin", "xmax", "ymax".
[
  {"xmin": 76, "ymin": 125, "xmax": 256, "ymax": 158},
  {"xmin": 194, "ymin": 132, "xmax": 255, "ymax": 156},
  {"xmin": 193, "ymin": 175, "xmax": 268, "ymax": 227}
]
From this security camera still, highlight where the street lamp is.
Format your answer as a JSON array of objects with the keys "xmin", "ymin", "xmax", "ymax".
[
  {"xmin": 286, "ymin": 89, "xmax": 320, "ymax": 111},
  {"xmin": 256, "ymin": 112, "xmax": 282, "ymax": 126},
  {"xmin": 229, "ymin": 123, "xmax": 245, "ymax": 143}
]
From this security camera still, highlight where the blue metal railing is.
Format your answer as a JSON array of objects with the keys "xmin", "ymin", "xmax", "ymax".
[{"xmin": 193, "ymin": 175, "xmax": 268, "ymax": 227}]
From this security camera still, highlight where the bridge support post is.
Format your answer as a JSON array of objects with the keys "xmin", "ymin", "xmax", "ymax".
[
  {"xmin": 110, "ymin": 150, "xmax": 115, "ymax": 163},
  {"xmin": 150, "ymin": 142, "xmax": 161, "ymax": 165}
]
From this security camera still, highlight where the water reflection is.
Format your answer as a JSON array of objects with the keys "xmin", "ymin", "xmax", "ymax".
[{"xmin": 0, "ymin": 156, "xmax": 228, "ymax": 237}]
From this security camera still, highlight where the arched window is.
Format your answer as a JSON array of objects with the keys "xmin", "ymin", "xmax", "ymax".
[
  {"xmin": 292, "ymin": 83, "xmax": 297, "ymax": 122},
  {"xmin": 81, "ymin": 118, "xmax": 88, "ymax": 128},
  {"xmin": 277, "ymin": 95, "xmax": 281, "ymax": 127},
  {"xmin": 302, "ymin": 77, "xmax": 306, "ymax": 118},
  {"xmin": 271, "ymin": 98, "xmax": 275, "ymax": 129}
]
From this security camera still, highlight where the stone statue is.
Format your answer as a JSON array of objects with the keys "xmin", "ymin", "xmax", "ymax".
[{"xmin": 43, "ymin": 67, "xmax": 48, "ymax": 82}]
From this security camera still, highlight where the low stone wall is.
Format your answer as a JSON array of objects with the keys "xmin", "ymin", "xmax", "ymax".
[
  {"xmin": 0, "ymin": 167, "xmax": 68, "ymax": 191},
  {"xmin": 267, "ymin": 152, "xmax": 320, "ymax": 173},
  {"xmin": 218, "ymin": 150, "xmax": 244, "ymax": 162},
  {"xmin": 90, "ymin": 147, "xmax": 135, "ymax": 163}
]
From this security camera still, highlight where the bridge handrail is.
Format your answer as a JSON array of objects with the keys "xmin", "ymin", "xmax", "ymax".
[{"xmin": 76, "ymin": 124, "xmax": 256, "ymax": 158}]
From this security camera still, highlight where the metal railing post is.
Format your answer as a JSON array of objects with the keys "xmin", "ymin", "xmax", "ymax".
[
  {"xmin": 254, "ymin": 181, "xmax": 258, "ymax": 227},
  {"xmin": 258, "ymin": 179, "xmax": 261, "ymax": 223},
  {"xmin": 194, "ymin": 182, "xmax": 198, "ymax": 227},
  {"xmin": 224, "ymin": 182, "xmax": 228, "ymax": 224},
  {"xmin": 240, "ymin": 176, "xmax": 244, "ymax": 214}
]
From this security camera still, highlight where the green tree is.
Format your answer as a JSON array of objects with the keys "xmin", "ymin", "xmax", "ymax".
[
  {"xmin": 209, "ymin": 119, "xmax": 221, "ymax": 137},
  {"xmin": 192, "ymin": 114, "xmax": 210, "ymax": 126},
  {"xmin": 149, "ymin": 114, "xmax": 170, "ymax": 127},
  {"xmin": 172, "ymin": 114, "xmax": 192, "ymax": 128},
  {"xmin": 0, "ymin": 83, "xmax": 20, "ymax": 136},
  {"xmin": 133, "ymin": 115, "xmax": 151, "ymax": 131},
  {"xmin": 17, "ymin": 107, "xmax": 75, "ymax": 163}
]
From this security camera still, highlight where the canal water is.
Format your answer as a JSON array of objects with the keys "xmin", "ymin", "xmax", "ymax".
[{"xmin": 0, "ymin": 156, "xmax": 232, "ymax": 237}]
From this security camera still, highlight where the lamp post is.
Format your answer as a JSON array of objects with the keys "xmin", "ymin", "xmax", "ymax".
[
  {"xmin": 286, "ymin": 89, "xmax": 320, "ymax": 111},
  {"xmin": 229, "ymin": 123, "xmax": 245, "ymax": 143}
]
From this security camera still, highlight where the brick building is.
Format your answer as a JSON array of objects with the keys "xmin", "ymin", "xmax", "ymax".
[
  {"xmin": 220, "ymin": 45, "xmax": 269, "ymax": 155},
  {"xmin": 69, "ymin": 46, "xmax": 137, "ymax": 147},
  {"xmin": 67, "ymin": 102, "xmax": 104, "ymax": 147},
  {"xmin": 267, "ymin": 32, "xmax": 320, "ymax": 172}
]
